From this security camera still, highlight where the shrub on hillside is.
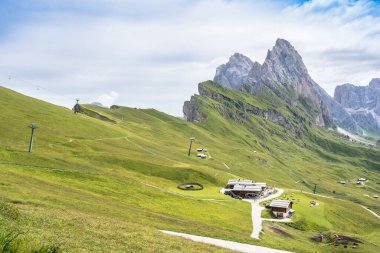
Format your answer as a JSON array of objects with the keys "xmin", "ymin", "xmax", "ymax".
[
  {"xmin": 286, "ymin": 218, "xmax": 327, "ymax": 232},
  {"xmin": 32, "ymin": 245, "xmax": 61, "ymax": 253}
]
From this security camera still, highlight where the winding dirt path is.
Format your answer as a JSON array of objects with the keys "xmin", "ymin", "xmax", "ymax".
[
  {"xmin": 243, "ymin": 188, "xmax": 286, "ymax": 239},
  {"xmin": 299, "ymin": 190, "xmax": 380, "ymax": 220},
  {"xmin": 360, "ymin": 205, "xmax": 380, "ymax": 219}
]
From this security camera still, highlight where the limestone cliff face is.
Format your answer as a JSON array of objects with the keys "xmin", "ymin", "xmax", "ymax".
[
  {"xmin": 212, "ymin": 39, "xmax": 334, "ymax": 128},
  {"xmin": 334, "ymin": 79, "xmax": 380, "ymax": 136},
  {"xmin": 335, "ymin": 84, "xmax": 368, "ymax": 109},
  {"xmin": 183, "ymin": 95, "xmax": 203, "ymax": 122},
  {"xmin": 311, "ymin": 84, "xmax": 358, "ymax": 133},
  {"xmin": 184, "ymin": 81, "xmax": 306, "ymax": 138}
]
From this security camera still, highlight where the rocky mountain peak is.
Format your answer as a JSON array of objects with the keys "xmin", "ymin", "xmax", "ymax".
[
  {"xmin": 229, "ymin": 52, "xmax": 252, "ymax": 65},
  {"xmin": 267, "ymin": 38, "xmax": 306, "ymax": 66},
  {"xmin": 369, "ymin": 78, "xmax": 380, "ymax": 88},
  {"xmin": 261, "ymin": 38, "xmax": 310, "ymax": 89},
  {"xmin": 213, "ymin": 52, "xmax": 254, "ymax": 89},
  {"xmin": 259, "ymin": 39, "xmax": 333, "ymax": 128},
  {"xmin": 275, "ymin": 38, "xmax": 293, "ymax": 48},
  {"xmin": 211, "ymin": 39, "xmax": 335, "ymax": 128}
]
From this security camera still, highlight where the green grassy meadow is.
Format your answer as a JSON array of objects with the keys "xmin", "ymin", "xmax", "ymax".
[{"xmin": 0, "ymin": 85, "xmax": 379, "ymax": 252}]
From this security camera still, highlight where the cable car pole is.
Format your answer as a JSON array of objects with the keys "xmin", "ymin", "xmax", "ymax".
[{"xmin": 28, "ymin": 123, "xmax": 38, "ymax": 153}]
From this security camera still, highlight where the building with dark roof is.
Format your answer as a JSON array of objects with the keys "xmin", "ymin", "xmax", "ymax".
[
  {"xmin": 268, "ymin": 200, "xmax": 295, "ymax": 218},
  {"xmin": 224, "ymin": 179, "xmax": 271, "ymax": 199}
]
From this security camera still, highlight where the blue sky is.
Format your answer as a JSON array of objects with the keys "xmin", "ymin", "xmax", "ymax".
[{"xmin": 0, "ymin": 0, "xmax": 380, "ymax": 116}]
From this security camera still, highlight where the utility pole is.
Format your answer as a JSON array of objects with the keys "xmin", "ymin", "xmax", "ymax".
[
  {"xmin": 313, "ymin": 183, "xmax": 317, "ymax": 194},
  {"xmin": 28, "ymin": 123, "xmax": 38, "ymax": 153},
  {"xmin": 188, "ymin": 137, "xmax": 195, "ymax": 156}
]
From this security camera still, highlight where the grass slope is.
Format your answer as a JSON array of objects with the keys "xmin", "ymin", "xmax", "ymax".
[{"xmin": 0, "ymin": 85, "xmax": 379, "ymax": 253}]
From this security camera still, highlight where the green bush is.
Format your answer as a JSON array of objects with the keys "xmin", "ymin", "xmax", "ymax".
[
  {"xmin": 32, "ymin": 245, "xmax": 61, "ymax": 253},
  {"xmin": 286, "ymin": 218, "xmax": 327, "ymax": 232}
]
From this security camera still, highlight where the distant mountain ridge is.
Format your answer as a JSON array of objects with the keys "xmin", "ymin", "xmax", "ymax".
[{"xmin": 334, "ymin": 79, "xmax": 380, "ymax": 136}]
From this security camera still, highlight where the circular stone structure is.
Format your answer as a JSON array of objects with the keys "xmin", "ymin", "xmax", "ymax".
[{"xmin": 177, "ymin": 182, "xmax": 204, "ymax": 191}]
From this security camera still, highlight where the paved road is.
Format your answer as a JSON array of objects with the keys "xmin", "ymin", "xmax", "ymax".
[
  {"xmin": 160, "ymin": 230, "xmax": 294, "ymax": 253},
  {"xmin": 243, "ymin": 189, "xmax": 285, "ymax": 239}
]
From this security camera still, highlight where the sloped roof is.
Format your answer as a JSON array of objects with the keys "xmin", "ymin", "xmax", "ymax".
[
  {"xmin": 227, "ymin": 179, "xmax": 254, "ymax": 185},
  {"xmin": 232, "ymin": 184, "xmax": 262, "ymax": 192},
  {"xmin": 269, "ymin": 200, "xmax": 292, "ymax": 208},
  {"xmin": 254, "ymin": 182, "xmax": 267, "ymax": 187},
  {"xmin": 227, "ymin": 179, "xmax": 267, "ymax": 187}
]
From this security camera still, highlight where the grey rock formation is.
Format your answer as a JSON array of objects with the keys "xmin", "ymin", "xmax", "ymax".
[
  {"xmin": 213, "ymin": 39, "xmax": 334, "ymax": 128},
  {"xmin": 261, "ymin": 39, "xmax": 314, "ymax": 95},
  {"xmin": 313, "ymin": 85, "xmax": 359, "ymax": 133},
  {"xmin": 183, "ymin": 94, "xmax": 203, "ymax": 122},
  {"xmin": 334, "ymin": 78, "xmax": 380, "ymax": 136},
  {"xmin": 335, "ymin": 84, "xmax": 368, "ymax": 109},
  {"xmin": 214, "ymin": 53, "xmax": 254, "ymax": 89}
]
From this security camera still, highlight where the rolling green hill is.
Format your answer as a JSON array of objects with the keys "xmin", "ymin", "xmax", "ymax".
[{"xmin": 0, "ymin": 84, "xmax": 379, "ymax": 253}]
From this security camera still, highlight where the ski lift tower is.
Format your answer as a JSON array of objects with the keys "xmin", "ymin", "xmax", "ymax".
[
  {"xmin": 28, "ymin": 123, "xmax": 38, "ymax": 153},
  {"xmin": 188, "ymin": 137, "xmax": 196, "ymax": 156}
]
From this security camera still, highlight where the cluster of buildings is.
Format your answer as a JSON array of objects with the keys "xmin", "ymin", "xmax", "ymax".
[
  {"xmin": 224, "ymin": 179, "xmax": 273, "ymax": 199},
  {"xmin": 223, "ymin": 179, "xmax": 295, "ymax": 219}
]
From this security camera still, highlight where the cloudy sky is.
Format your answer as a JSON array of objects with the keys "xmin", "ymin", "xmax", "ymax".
[{"xmin": 0, "ymin": 0, "xmax": 380, "ymax": 116}]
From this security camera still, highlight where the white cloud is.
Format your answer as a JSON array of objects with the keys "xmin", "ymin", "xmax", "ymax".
[
  {"xmin": 97, "ymin": 91, "xmax": 119, "ymax": 107},
  {"xmin": 0, "ymin": 0, "xmax": 379, "ymax": 116}
]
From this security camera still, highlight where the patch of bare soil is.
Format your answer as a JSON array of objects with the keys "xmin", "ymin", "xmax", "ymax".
[
  {"xmin": 311, "ymin": 235, "xmax": 323, "ymax": 243},
  {"xmin": 334, "ymin": 234, "xmax": 361, "ymax": 244},
  {"xmin": 269, "ymin": 226, "xmax": 294, "ymax": 238}
]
